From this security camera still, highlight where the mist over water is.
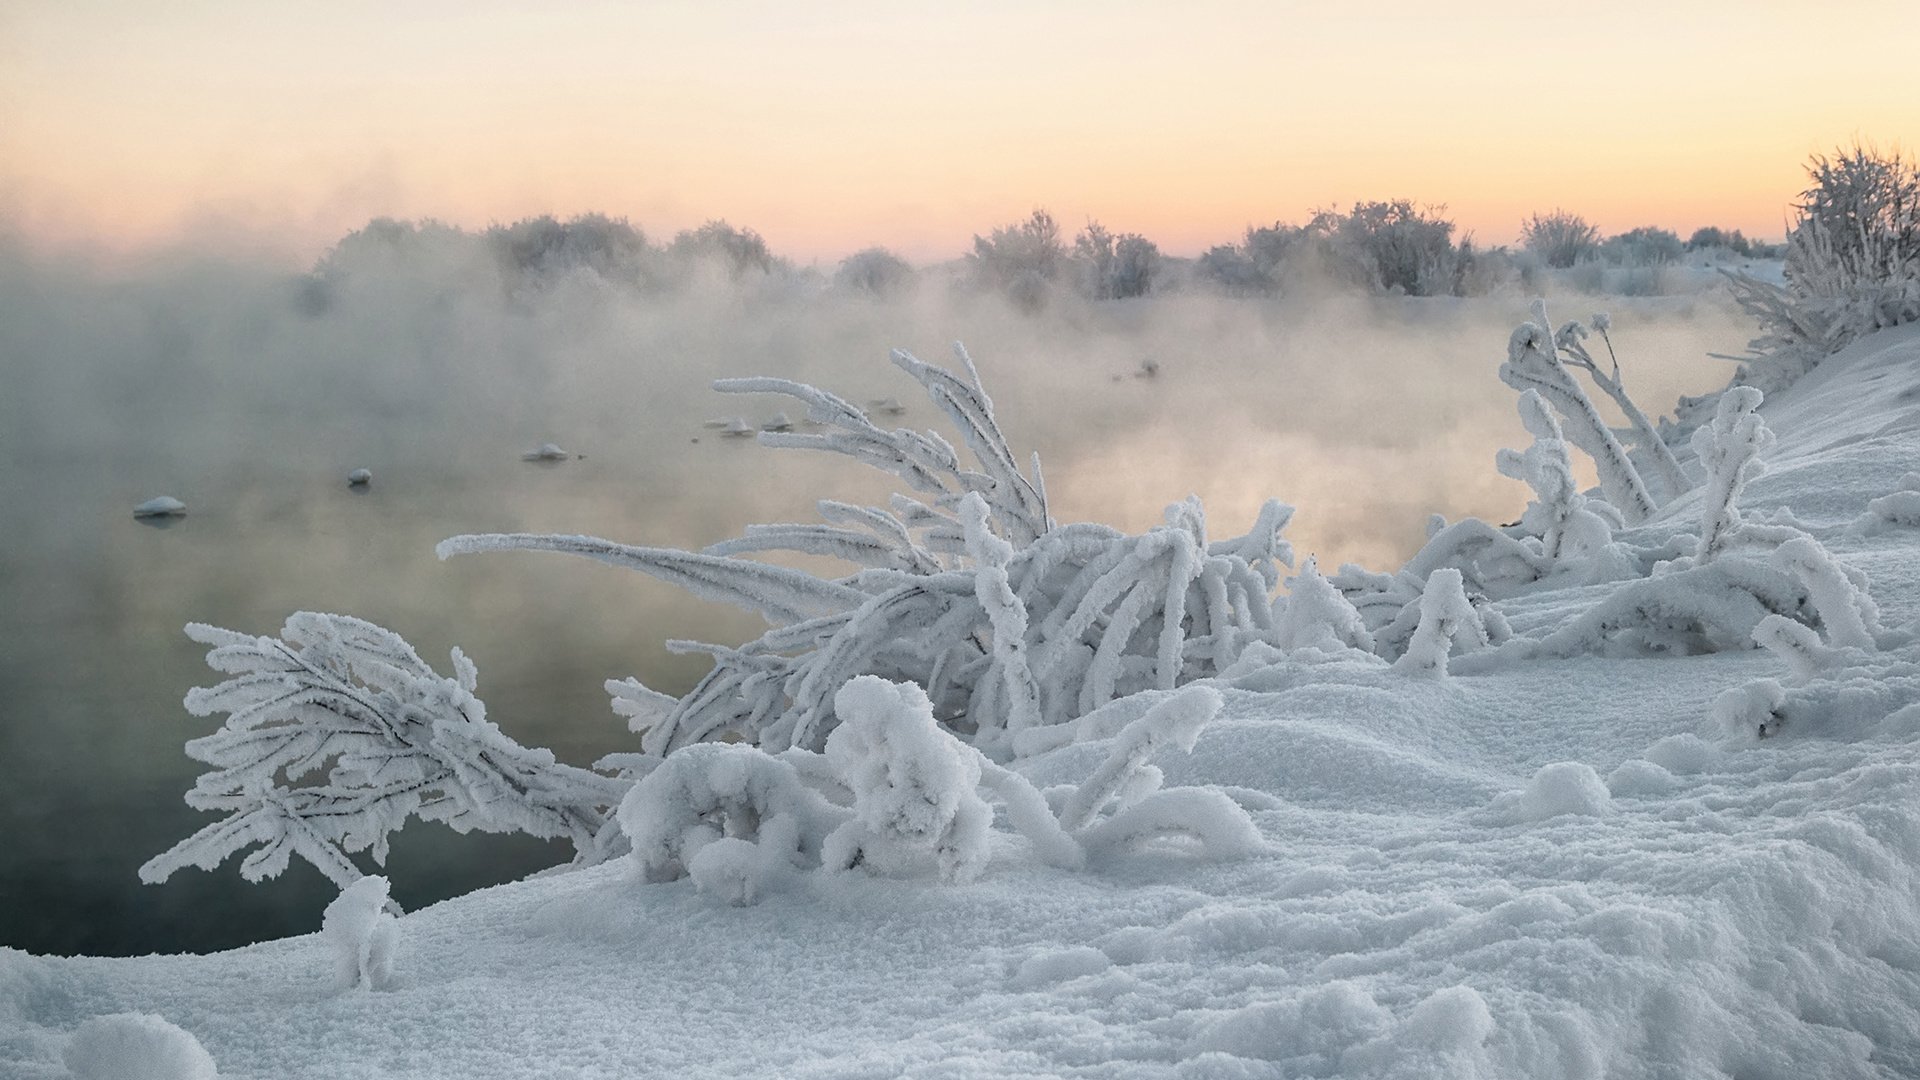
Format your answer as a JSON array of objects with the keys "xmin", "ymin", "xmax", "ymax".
[{"xmin": 0, "ymin": 235, "xmax": 1757, "ymax": 955}]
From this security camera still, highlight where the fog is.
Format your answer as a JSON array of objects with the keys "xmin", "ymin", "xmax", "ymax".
[{"xmin": 0, "ymin": 227, "xmax": 1758, "ymax": 954}]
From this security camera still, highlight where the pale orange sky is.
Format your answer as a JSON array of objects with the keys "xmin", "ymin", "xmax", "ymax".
[{"xmin": 2, "ymin": 0, "xmax": 1915, "ymax": 265}]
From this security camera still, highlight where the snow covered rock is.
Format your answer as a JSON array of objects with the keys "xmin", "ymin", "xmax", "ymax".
[
  {"xmin": 133, "ymin": 496, "xmax": 186, "ymax": 518},
  {"xmin": 321, "ymin": 875, "xmax": 398, "ymax": 990},
  {"xmin": 346, "ymin": 467, "xmax": 372, "ymax": 486},
  {"xmin": 522, "ymin": 442, "xmax": 570, "ymax": 461},
  {"xmin": 64, "ymin": 1013, "xmax": 218, "ymax": 1080}
]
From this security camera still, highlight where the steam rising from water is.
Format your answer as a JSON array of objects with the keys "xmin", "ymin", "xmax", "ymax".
[{"xmin": 0, "ymin": 233, "xmax": 1756, "ymax": 954}]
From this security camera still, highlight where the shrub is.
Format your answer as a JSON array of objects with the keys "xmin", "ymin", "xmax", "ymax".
[
  {"xmin": 1072, "ymin": 221, "xmax": 1161, "ymax": 300},
  {"xmin": 1687, "ymin": 226, "xmax": 1754, "ymax": 256},
  {"xmin": 1603, "ymin": 226, "xmax": 1684, "ymax": 266},
  {"xmin": 1194, "ymin": 243, "xmax": 1269, "ymax": 295},
  {"xmin": 969, "ymin": 209, "xmax": 1066, "ymax": 311},
  {"xmin": 1726, "ymin": 143, "xmax": 1920, "ymax": 382},
  {"xmin": 1321, "ymin": 200, "xmax": 1466, "ymax": 296},
  {"xmin": 1195, "ymin": 206, "xmax": 1473, "ymax": 297},
  {"xmin": 487, "ymin": 213, "xmax": 655, "ymax": 288},
  {"xmin": 834, "ymin": 247, "xmax": 915, "ymax": 297},
  {"xmin": 148, "ymin": 348, "xmax": 1283, "ymax": 892},
  {"xmin": 670, "ymin": 220, "xmax": 779, "ymax": 279},
  {"xmin": 1521, "ymin": 210, "xmax": 1600, "ymax": 269}
]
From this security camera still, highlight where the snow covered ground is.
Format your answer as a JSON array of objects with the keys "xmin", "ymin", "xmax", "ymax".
[{"xmin": 6, "ymin": 323, "xmax": 1920, "ymax": 1079}]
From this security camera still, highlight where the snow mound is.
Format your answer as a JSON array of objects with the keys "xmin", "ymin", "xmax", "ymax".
[
  {"xmin": 1505, "ymin": 761, "xmax": 1613, "ymax": 822},
  {"xmin": 64, "ymin": 1014, "xmax": 217, "ymax": 1080},
  {"xmin": 823, "ymin": 675, "xmax": 992, "ymax": 883},
  {"xmin": 321, "ymin": 875, "xmax": 398, "ymax": 990}
]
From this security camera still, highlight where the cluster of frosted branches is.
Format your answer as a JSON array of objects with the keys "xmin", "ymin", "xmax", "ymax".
[
  {"xmin": 619, "ymin": 679, "xmax": 1261, "ymax": 905},
  {"xmin": 440, "ymin": 347, "xmax": 1294, "ymax": 759},
  {"xmin": 142, "ymin": 614, "xmax": 626, "ymax": 890},
  {"xmin": 1494, "ymin": 389, "xmax": 1622, "ymax": 568},
  {"xmin": 1498, "ymin": 302, "xmax": 1660, "ymax": 524},
  {"xmin": 1713, "ymin": 548, "xmax": 1911, "ymax": 743}
]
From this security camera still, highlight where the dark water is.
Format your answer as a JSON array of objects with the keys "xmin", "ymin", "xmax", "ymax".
[{"xmin": 0, "ymin": 250, "xmax": 1752, "ymax": 955}]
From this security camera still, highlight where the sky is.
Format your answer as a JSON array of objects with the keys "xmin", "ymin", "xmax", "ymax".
[{"xmin": 2, "ymin": 0, "xmax": 1916, "ymax": 265}]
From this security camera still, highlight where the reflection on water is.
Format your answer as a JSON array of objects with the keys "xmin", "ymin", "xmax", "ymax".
[{"xmin": 0, "ymin": 251, "xmax": 1754, "ymax": 955}]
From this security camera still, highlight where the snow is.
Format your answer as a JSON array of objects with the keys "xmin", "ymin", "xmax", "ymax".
[
  {"xmin": 62, "ymin": 1013, "xmax": 218, "ymax": 1080},
  {"xmin": 823, "ymin": 676, "xmax": 994, "ymax": 884},
  {"xmin": 321, "ymin": 876, "xmax": 398, "ymax": 991},
  {"xmin": 132, "ymin": 496, "xmax": 186, "ymax": 518},
  {"xmin": 9, "ymin": 323, "xmax": 1920, "ymax": 1078}
]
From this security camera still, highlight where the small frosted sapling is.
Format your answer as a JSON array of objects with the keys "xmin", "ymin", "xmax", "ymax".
[{"xmin": 322, "ymin": 874, "xmax": 399, "ymax": 991}]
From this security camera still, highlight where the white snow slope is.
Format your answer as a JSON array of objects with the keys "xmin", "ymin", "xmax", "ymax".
[{"xmin": 7, "ymin": 325, "xmax": 1920, "ymax": 1079}]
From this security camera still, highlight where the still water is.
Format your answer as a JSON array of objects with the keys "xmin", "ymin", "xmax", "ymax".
[{"xmin": 0, "ymin": 255, "xmax": 1753, "ymax": 954}]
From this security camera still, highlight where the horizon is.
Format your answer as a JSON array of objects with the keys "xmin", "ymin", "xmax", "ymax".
[{"xmin": 5, "ymin": 1, "xmax": 1915, "ymax": 265}]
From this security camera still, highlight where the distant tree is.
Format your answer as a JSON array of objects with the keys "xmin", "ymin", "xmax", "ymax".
[
  {"xmin": 1194, "ymin": 243, "xmax": 1268, "ymax": 295},
  {"xmin": 834, "ymin": 247, "xmax": 915, "ymax": 297},
  {"xmin": 969, "ymin": 209, "xmax": 1066, "ymax": 311},
  {"xmin": 1323, "ymin": 200, "xmax": 1463, "ymax": 295},
  {"xmin": 1072, "ymin": 221, "xmax": 1161, "ymax": 299},
  {"xmin": 1686, "ymin": 226, "xmax": 1753, "ymax": 256},
  {"xmin": 1603, "ymin": 226, "xmax": 1684, "ymax": 266},
  {"xmin": 671, "ymin": 220, "xmax": 778, "ymax": 279},
  {"xmin": 1242, "ymin": 223, "xmax": 1310, "ymax": 281},
  {"xmin": 487, "ymin": 214, "xmax": 654, "ymax": 287},
  {"xmin": 1522, "ymin": 210, "xmax": 1601, "ymax": 268}
]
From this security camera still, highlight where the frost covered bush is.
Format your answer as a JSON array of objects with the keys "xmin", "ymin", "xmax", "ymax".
[
  {"xmin": 1072, "ymin": 221, "xmax": 1161, "ymax": 300},
  {"xmin": 1191, "ymin": 206, "xmax": 1478, "ymax": 297},
  {"xmin": 1601, "ymin": 226, "xmax": 1684, "ymax": 267},
  {"xmin": 1498, "ymin": 302, "xmax": 1678, "ymax": 517},
  {"xmin": 1273, "ymin": 556, "xmax": 1374, "ymax": 655},
  {"xmin": 833, "ymin": 247, "xmax": 915, "ymax": 297},
  {"xmin": 1315, "ymin": 200, "xmax": 1471, "ymax": 297},
  {"xmin": 142, "ymin": 614, "xmax": 626, "ymax": 890},
  {"xmin": 443, "ymin": 348, "xmax": 1293, "ymax": 759},
  {"xmin": 1690, "ymin": 387, "xmax": 1774, "ymax": 564},
  {"xmin": 1727, "ymin": 144, "xmax": 1920, "ymax": 387},
  {"xmin": 615, "ymin": 680, "xmax": 1256, "ymax": 903},
  {"xmin": 1493, "ymin": 390, "xmax": 1620, "ymax": 567},
  {"xmin": 619, "ymin": 742, "xmax": 837, "ymax": 904},
  {"xmin": 1391, "ymin": 569, "xmax": 1495, "ymax": 679},
  {"xmin": 1520, "ymin": 209, "xmax": 1599, "ymax": 269},
  {"xmin": 151, "ymin": 346, "xmax": 1280, "ymax": 897},
  {"xmin": 969, "ymin": 209, "xmax": 1066, "ymax": 311},
  {"xmin": 487, "ymin": 213, "xmax": 657, "ymax": 291},
  {"xmin": 668, "ymin": 220, "xmax": 781, "ymax": 281},
  {"xmin": 1687, "ymin": 226, "xmax": 1756, "ymax": 256}
]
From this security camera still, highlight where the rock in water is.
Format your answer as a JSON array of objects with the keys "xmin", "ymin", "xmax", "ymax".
[{"xmin": 133, "ymin": 496, "xmax": 187, "ymax": 518}]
